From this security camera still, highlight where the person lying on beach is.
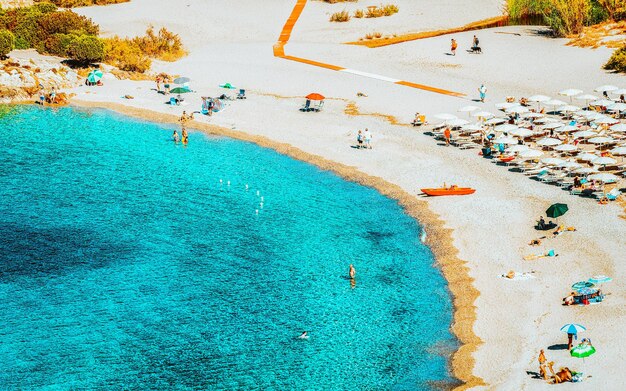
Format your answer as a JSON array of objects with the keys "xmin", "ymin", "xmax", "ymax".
[
  {"xmin": 553, "ymin": 226, "xmax": 576, "ymax": 237},
  {"xmin": 524, "ymin": 249, "xmax": 558, "ymax": 261},
  {"xmin": 500, "ymin": 270, "xmax": 535, "ymax": 279},
  {"xmin": 529, "ymin": 239, "xmax": 542, "ymax": 246}
]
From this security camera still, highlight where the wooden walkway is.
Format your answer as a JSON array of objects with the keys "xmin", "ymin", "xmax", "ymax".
[{"xmin": 273, "ymin": 0, "xmax": 465, "ymax": 98}]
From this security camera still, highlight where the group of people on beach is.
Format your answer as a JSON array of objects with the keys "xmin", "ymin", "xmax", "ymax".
[
  {"xmin": 36, "ymin": 86, "xmax": 58, "ymax": 105},
  {"xmin": 450, "ymin": 35, "xmax": 481, "ymax": 56},
  {"xmin": 155, "ymin": 75, "xmax": 171, "ymax": 95},
  {"xmin": 172, "ymin": 111, "xmax": 193, "ymax": 144},
  {"xmin": 356, "ymin": 128, "xmax": 373, "ymax": 149}
]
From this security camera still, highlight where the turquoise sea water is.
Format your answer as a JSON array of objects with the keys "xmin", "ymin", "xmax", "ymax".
[{"xmin": 0, "ymin": 106, "xmax": 457, "ymax": 390}]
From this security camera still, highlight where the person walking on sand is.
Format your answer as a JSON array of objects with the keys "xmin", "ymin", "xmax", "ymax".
[
  {"xmin": 450, "ymin": 39, "xmax": 458, "ymax": 56},
  {"xmin": 443, "ymin": 127, "xmax": 451, "ymax": 146},
  {"xmin": 364, "ymin": 128, "xmax": 372, "ymax": 149},
  {"xmin": 472, "ymin": 35, "xmax": 479, "ymax": 49},
  {"xmin": 478, "ymin": 84, "xmax": 487, "ymax": 103},
  {"xmin": 356, "ymin": 130, "xmax": 363, "ymax": 149}
]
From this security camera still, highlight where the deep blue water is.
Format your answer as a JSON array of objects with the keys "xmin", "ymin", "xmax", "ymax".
[{"xmin": 0, "ymin": 105, "xmax": 457, "ymax": 390}]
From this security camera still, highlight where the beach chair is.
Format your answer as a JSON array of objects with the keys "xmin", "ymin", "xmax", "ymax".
[
  {"xmin": 312, "ymin": 100, "xmax": 324, "ymax": 112},
  {"xmin": 300, "ymin": 99, "xmax": 311, "ymax": 112},
  {"xmin": 237, "ymin": 89, "xmax": 246, "ymax": 99}
]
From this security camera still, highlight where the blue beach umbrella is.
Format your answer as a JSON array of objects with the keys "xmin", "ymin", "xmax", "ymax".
[
  {"xmin": 576, "ymin": 287, "xmax": 597, "ymax": 295},
  {"xmin": 87, "ymin": 69, "xmax": 103, "ymax": 83},
  {"xmin": 571, "ymin": 281, "xmax": 594, "ymax": 290},
  {"xmin": 561, "ymin": 323, "xmax": 586, "ymax": 334},
  {"xmin": 588, "ymin": 275, "xmax": 612, "ymax": 285}
]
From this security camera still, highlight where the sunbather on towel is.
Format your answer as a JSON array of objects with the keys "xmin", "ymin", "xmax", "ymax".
[{"xmin": 524, "ymin": 249, "xmax": 557, "ymax": 261}]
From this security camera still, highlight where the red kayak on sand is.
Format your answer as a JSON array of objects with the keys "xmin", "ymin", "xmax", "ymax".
[{"xmin": 421, "ymin": 185, "xmax": 476, "ymax": 196}]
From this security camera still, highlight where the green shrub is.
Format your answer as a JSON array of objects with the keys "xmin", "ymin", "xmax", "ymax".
[
  {"xmin": 38, "ymin": 10, "xmax": 99, "ymax": 36},
  {"xmin": 66, "ymin": 34, "xmax": 104, "ymax": 63},
  {"xmin": 0, "ymin": 29, "xmax": 15, "ymax": 58},
  {"xmin": 604, "ymin": 45, "xmax": 626, "ymax": 72}
]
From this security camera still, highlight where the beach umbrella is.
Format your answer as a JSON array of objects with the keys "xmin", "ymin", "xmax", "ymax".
[
  {"xmin": 571, "ymin": 343, "xmax": 596, "ymax": 359},
  {"xmin": 169, "ymin": 87, "xmax": 191, "ymax": 94},
  {"xmin": 559, "ymin": 89, "xmax": 583, "ymax": 97},
  {"xmin": 558, "ymin": 105, "xmax": 581, "ymax": 113},
  {"xmin": 220, "ymin": 83, "xmax": 237, "ymax": 89},
  {"xmin": 561, "ymin": 323, "xmax": 586, "ymax": 334},
  {"xmin": 546, "ymin": 203, "xmax": 568, "ymax": 218},
  {"xmin": 572, "ymin": 281, "xmax": 595, "ymax": 290},
  {"xmin": 506, "ymin": 106, "xmax": 530, "ymax": 114},
  {"xmin": 545, "ymin": 99, "xmax": 567, "ymax": 107},
  {"xmin": 588, "ymin": 173, "xmax": 618, "ymax": 182},
  {"xmin": 519, "ymin": 149, "xmax": 543, "ymax": 158},
  {"xmin": 590, "ymin": 99, "xmax": 615, "ymax": 107},
  {"xmin": 542, "ymin": 122, "xmax": 564, "ymax": 130},
  {"xmin": 472, "ymin": 111, "xmax": 494, "ymax": 118},
  {"xmin": 458, "ymin": 105, "xmax": 479, "ymax": 113},
  {"xmin": 610, "ymin": 146, "xmax": 626, "ymax": 155},
  {"xmin": 542, "ymin": 157, "xmax": 565, "ymax": 166},
  {"xmin": 446, "ymin": 118, "xmax": 469, "ymax": 127},
  {"xmin": 306, "ymin": 92, "xmax": 325, "ymax": 101},
  {"xmin": 174, "ymin": 77, "xmax": 190, "ymax": 84},
  {"xmin": 434, "ymin": 113, "xmax": 457, "ymax": 121},
  {"xmin": 529, "ymin": 94, "xmax": 551, "ymax": 102},
  {"xmin": 577, "ymin": 152, "xmax": 599, "ymax": 161},
  {"xmin": 588, "ymin": 136, "xmax": 614, "ymax": 144},
  {"xmin": 461, "ymin": 124, "xmax": 483, "ymax": 131},
  {"xmin": 592, "ymin": 156, "xmax": 616, "ymax": 165},
  {"xmin": 575, "ymin": 287, "xmax": 598, "ymax": 295},
  {"xmin": 576, "ymin": 94, "xmax": 599, "ymax": 107},
  {"xmin": 554, "ymin": 144, "xmax": 577, "ymax": 152},
  {"xmin": 495, "ymin": 124, "xmax": 518, "ymax": 132},
  {"xmin": 87, "ymin": 69, "xmax": 103, "ymax": 83},
  {"xmin": 595, "ymin": 85, "xmax": 618, "ymax": 93},
  {"xmin": 594, "ymin": 116, "xmax": 619, "ymax": 125},
  {"xmin": 537, "ymin": 137, "xmax": 562, "ymax": 146},
  {"xmin": 484, "ymin": 117, "xmax": 507, "ymax": 125},
  {"xmin": 572, "ymin": 130, "xmax": 596, "ymax": 139},
  {"xmin": 575, "ymin": 167, "xmax": 597, "ymax": 174},
  {"xmin": 611, "ymin": 88, "xmax": 626, "ymax": 95},
  {"xmin": 607, "ymin": 102, "xmax": 626, "ymax": 112},
  {"xmin": 610, "ymin": 123, "xmax": 626, "ymax": 132},
  {"xmin": 588, "ymin": 275, "xmax": 612, "ymax": 284},
  {"xmin": 560, "ymin": 161, "xmax": 581, "ymax": 169},
  {"xmin": 576, "ymin": 110, "xmax": 602, "ymax": 120},
  {"xmin": 509, "ymin": 128, "xmax": 533, "ymax": 138},
  {"xmin": 506, "ymin": 144, "xmax": 529, "ymax": 153},
  {"xmin": 493, "ymin": 136, "xmax": 517, "ymax": 145},
  {"xmin": 495, "ymin": 102, "xmax": 519, "ymax": 110},
  {"xmin": 555, "ymin": 125, "xmax": 578, "ymax": 133},
  {"xmin": 521, "ymin": 112, "xmax": 544, "ymax": 119}
]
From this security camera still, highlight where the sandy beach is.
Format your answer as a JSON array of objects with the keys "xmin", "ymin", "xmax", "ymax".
[{"xmin": 28, "ymin": 0, "xmax": 626, "ymax": 389}]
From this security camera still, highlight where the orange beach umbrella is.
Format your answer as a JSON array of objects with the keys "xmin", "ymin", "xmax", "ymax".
[{"xmin": 306, "ymin": 93, "xmax": 325, "ymax": 101}]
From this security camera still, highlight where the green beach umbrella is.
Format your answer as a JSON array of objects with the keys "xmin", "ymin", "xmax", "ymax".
[
  {"xmin": 170, "ymin": 87, "xmax": 191, "ymax": 94},
  {"xmin": 87, "ymin": 69, "xmax": 103, "ymax": 83},
  {"xmin": 220, "ymin": 83, "xmax": 236, "ymax": 89},
  {"xmin": 571, "ymin": 343, "xmax": 596, "ymax": 358},
  {"xmin": 546, "ymin": 203, "xmax": 568, "ymax": 219}
]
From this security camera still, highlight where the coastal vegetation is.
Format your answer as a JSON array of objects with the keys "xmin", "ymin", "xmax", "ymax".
[
  {"xmin": 34, "ymin": 0, "xmax": 129, "ymax": 7},
  {"xmin": 330, "ymin": 4, "xmax": 399, "ymax": 22},
  {"xmin": 604, "ymin": 44, "xmax": 626, "ymax": 73},
  {"xmin": 329, "ymin": 10, "xmax": 350, "ymax": 22},
  {"xmin": 0, "ymin": 29, "xmax": 15, "ymax": 57}
]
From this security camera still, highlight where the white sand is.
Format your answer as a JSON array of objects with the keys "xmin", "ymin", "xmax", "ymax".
[{"xmin": 69, "ymin": 1, "xmax": 626, "ymax": 389}]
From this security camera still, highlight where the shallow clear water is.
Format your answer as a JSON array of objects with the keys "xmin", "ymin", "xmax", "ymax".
[{"xmin": 0, "ymin": 105, "xmax": 457, "ymax": 390}]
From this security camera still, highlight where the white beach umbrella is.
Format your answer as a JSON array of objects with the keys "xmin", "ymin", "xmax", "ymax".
[
  {"xmin": 542, "ymin": 122, "xmax": 564, "ymax": 130},
  {"xmin": 589, "ymin": 136, "xmax": 615, "ymax": 144},
  {"xmin": 558, "ymin": 105, "xmax": 581, "ymax": 113},
  {"xmin": 575, "ymin": 111, "xmax": 602, "ymax": 120},
  {"xmin": 576, "ymin": 94, "xmax": 599, "ymax": 107},
  {"xmin": 594, "ymin": 116, "xmax": 619, "ymax": 125},
  {"xmin": 519, "ymin": 149, "xmax": 543, "ymax": 158},
  {"xmin": 535, "ymin": 117, "xmax": 560, "ymax": 124},
  {"xmin": 611, "ymin": 88, "xmax": 626, "ymax": 95},
  {"xmin": 545, "ymin": 99, "xmax": 567, "ymax": 107},
  {"xmin": 434, "ymin": 113, "xmax": 458, "ymax": 121},
  {"xmin": 506, "ymin": 106, "xmax": 530, "ymax": 114},
  {"xmin": 555, "ymin": 125, "xmax": 578, "ymax": 133},
  {"xmin": 509, "ymin": 128, "xmax": 534, "ymax": 138},
  {"xmin": 588, "ymin": 173, "xmax": 619, "ymax": 182},
  {"xmin": 592, "ymin": 156, "xmax": 617, "ymax": 165},
  {"xmin": 507, "ymin": 145, "xmax": 530, "ymax": 153},
  {"xmin": 529, "ymin": 95, "xmax": 551, "ymax": 102},
  {"xmin": 577, "ymin": 152, "xmax": 599, "ymax": 161},
  {"xmin": 595, "ymin": 85, "xmax": 618, "ymax": 93},
  {"xmin": 575, "ymin": 167, "xmax": 598, "ymax": 174},
  {"xmin": 610, "ymin": 146, "xmax": 626, "ymax": 155},
  {"xmin": 560, "ymin": 161, "xmax": 582, "ymax": 169},
  {"xmin": 590, "ymin": 99, "xmax": 615, "ymax": 107},
  {"xmin": 554, "ymin": 144, "xmax": 578, "ymax": 152},
  {"xmin": 610, "ymin": 123, "xmax": 626, "ymax": 132},
  {"xmin": 572, "ymin": 130, "xmax": 596, "ymax": 139},
  {"xmin": 495, "ymin": 102, "xmax": 519, "ymax": 110},
  {"xmin": 559, "ymin": 89, "xmax": 583, "ymax": 97},
  {"xmin": 458, "ymin": 105, "xmax": 479, "ymax": 112},
  {"xmin": 537, "ymin": 137, "xmax": 562, "ymax": 146},
  {"xmin": 521, "ymin": 112, "xmax": 544, "ymax": 119},
  {"xmin": 446, "ymin": 118, "xmax": 470, "ymax": 127},
  {"xmin": 495, "ymin": 124, "xmax": 518, "ymax": 132},
  {"xmin": 493, "ymin": 136, "xmax": 518, "ymax": 145},
  {"xmin": 542, "ymin": 157, "xmax": 565, "ymax": 166},
  {"xmin": 485, "ymin": 117, "xmax": 507, "ymax": 125},
  {"xmin": 472, "ymin": 111, "xmax": 495, "ymax": 118},
  {"xmin": 607, "ymin": 102, "xmax": 626, "ymax": 112},
  {"xmin": 461, "ymin": 124, "xmax": 484, "ymax": 131}
]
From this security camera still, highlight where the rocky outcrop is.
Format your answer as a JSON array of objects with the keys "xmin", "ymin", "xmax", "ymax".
[{"xmin": 0, "ymin": 56, "xmax": 79, "ymax": 104}]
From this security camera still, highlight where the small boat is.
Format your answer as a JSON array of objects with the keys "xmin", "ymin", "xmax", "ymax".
[{"xmin": 421, "ymin": 185, "xmax": 476, "ymax": 196}]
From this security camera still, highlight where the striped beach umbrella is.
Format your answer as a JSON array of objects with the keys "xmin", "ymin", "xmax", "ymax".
[
  {"xmin": 87, "ymin": 69, "xmax": 103, "ymax": 83},
  {"xmin": 588, "ymin": 275, "xmax": 612, "ymax": 284},
  {"xmin": 571, "ymin": 343, "xmax": 596, "ymax": 358},
  {"xmin": 561, "ymin": 323, "xmax": 586, "ymax": 334}
]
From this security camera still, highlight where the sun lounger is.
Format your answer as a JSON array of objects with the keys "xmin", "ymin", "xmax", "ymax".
[
  {"xmin": 300, "ymin": 99, "xmax": 311, "ymax": 112},
  {"xmin": 237, "ymin": 89, "xmax": 246, "ymax": 99}
]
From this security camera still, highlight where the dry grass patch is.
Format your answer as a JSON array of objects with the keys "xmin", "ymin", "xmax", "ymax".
[
  {"xmin": 330, "ymin": 10, "xmax": 350, "ymax": 22},
  {"xmin": 568, "ymin": 20, "xmax": 626, "ymax": 48}
]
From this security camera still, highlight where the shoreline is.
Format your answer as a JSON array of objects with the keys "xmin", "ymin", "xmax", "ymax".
[{"xmin": 70, "ymin": 98, "xmax": 485, "ymax": 390}]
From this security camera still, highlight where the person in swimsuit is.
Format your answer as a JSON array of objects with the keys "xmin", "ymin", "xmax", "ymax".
[
  {"xmin": 173, "ymin": 130, "xmax": 180, "ymax": 143},
  {"xmin": 298, "ymin": 331, "xmax": 309, "ymax": 339}
]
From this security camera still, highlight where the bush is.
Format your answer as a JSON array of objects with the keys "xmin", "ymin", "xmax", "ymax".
[
  {"xmin": 382, "ymin": 4, "xmax": 399, "ymax": 16},
  {"xmin": 354, "ymin": 9, "xmax": 364, "ymax": 18},
  {"xmin": 66, "ymin": 34, "xmax": 104, "ymax": 63},
  {"xmin": 103, "ymin": 36, "xmax": 151, "ymax": 72},
  {"xmin": 330, "ymin": 10, "xmax": 350, "ymax": 22},
  {"xmin": 38, "ymin": 10, "xmax": 99, "ymax": 36},
  {"xmin": 604, "ymin": 44, "xmax": 626, "ymax": 72},
  {"xmin": 34, "ymin": 0, "xmax": 130, "ymax": 7},
  {"xmin": 132, "ymin": 26, "xmax": 184, "ymax": 61},
  {"xmin": 0, "ymin": 29, "xmax": 15, "ymax": 58}
]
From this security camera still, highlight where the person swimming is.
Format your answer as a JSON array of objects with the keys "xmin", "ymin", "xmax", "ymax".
[
  {"xmin": 349, "ymin": 264, "xmax": 356, "ymax": 279},
  {"xmin": 173, "ymin": 130, "xmax": 180, "ymax": 143},
  {"xmin": 298, "ymin": 331, "xmax": 309, "ymax": 339}
]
